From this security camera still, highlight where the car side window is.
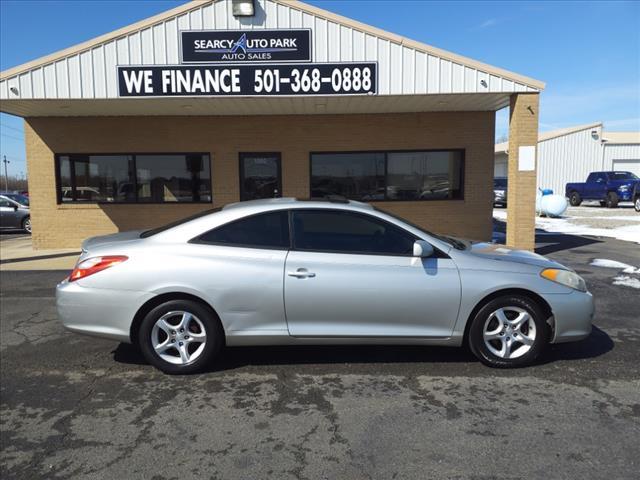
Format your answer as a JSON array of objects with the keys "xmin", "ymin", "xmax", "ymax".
[
  {"xmin": 194, "ymin": 210, "xmax": 290, "ymax": 249},
  {"xmin": 292, "ymin": 209, "xmax": 416, "ymax": 256},
  {"xmin": 0, "ymin": 198, "xmax": 12, "ymax": 208}
]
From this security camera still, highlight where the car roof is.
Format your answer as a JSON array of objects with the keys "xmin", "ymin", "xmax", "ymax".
[{"xmin": 221, "ymin": 196, "xmax": 374, "ymax": 212}]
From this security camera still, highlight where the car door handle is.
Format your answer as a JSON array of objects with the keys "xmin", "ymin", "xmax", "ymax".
[{"xmin": 287, "ymin": 270, "xmax": 316, "ymax": 278}]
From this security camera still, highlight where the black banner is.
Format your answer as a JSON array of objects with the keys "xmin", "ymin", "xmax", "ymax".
[
  {"xmin": 117, "ymin": 63, "xmax": 377, "ymax": 97},
  {"xmin": 181, "ymin": 29, "xmax": 311, "ymax": 63}
]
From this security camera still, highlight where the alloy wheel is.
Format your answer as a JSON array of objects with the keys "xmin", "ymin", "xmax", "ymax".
[
  {"xmin": 482, "ymin": 306, "xmax": 537, "ymax": 359},
  {"xmin": 23, "ymin": 218, "xmax": 32, "ymax": 233},
  {"xmin": 151, "ymin": 310, "xmax": 207, "ymax": 365}
]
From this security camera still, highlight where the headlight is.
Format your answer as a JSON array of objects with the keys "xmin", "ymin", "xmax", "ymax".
[{"xmin": 541, "ymin": 268, "xmax": 587, "ymax": 292}]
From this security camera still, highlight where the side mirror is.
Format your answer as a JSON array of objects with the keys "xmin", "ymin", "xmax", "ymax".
[
  {"xmin": 13, "ymin": 205, "xmax": 18, "ymax": 211},
  {"xmin": 413, "ymin": 240, "xmax": 434, "ymax": 258}
]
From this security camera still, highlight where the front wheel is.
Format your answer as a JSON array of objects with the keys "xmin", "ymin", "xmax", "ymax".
[
  {"xmin": 139, "ymin": 299, "xmax": 223, "ymax": 374},
  {"xmin": 605, "ymin": 191, "xmax": 619, "ymax": 208},
  {"xmin": 634, "ymin": 196, "xmax": 639, "ymax": 212},
  {"xmin": 468, "ymin": 295, "xmax": 549, "ymax": 368}
]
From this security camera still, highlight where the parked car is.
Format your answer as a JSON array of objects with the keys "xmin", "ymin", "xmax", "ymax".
[
  {"xmin": 493, "ymin": 177, "xmax": 508, "ymax": 207},
  {"xmin": 0, "ymin": 194, "xmax": 31, "ymax": 233},
  {"xmin": 565, "ymin": 171, "xmax": 640, "ymax": 208},
  {"xmin": 1, "ymin": 192, "xmax": 29, "ymax": 207},
  {"xmin": 57, "ymin": 197, "xmax": 594, "ymax": 374}
]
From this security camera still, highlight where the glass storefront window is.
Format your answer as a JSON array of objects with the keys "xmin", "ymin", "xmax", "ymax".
[
  {"xmin": 311, "ymin": 150, "xmax": 464, "ymax": 202},
  {"xmin": 56, "ymin": 153, "xmax": 211, "ymax": 204}
]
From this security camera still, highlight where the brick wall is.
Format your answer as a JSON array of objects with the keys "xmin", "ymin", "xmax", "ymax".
[
  {"xmin": 25, "ymin": 111, "xmax": 495, "ymax": 249},
  {"xmin": 506, "ymin": 93, "xmax": 539, "ymax": 251}
]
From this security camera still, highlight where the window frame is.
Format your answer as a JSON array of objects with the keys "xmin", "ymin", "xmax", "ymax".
[
  {"xmin": 290, "ymin": 208, "xmax": 420, "ymax": 257},
  {"xmin": 309, "ymin": 148, "xmax": 466, "ymax": 202},
  {"xmin": 238, "ymin": 152, "xmax": 283, "ymax": 201},
  {"xmin": 54, "ymin": 152, "xmax": 213, "ymax": 205},
  {"xmin": 190, "ymin": 209, "xmax": 292, "ymax": 251}
]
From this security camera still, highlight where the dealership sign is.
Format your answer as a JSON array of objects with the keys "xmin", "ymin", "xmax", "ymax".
[
  {"xmin": 181, "ymin": 29, "xmax": 311, "ymax": 63},
  {"xmin": 117, "ymin": 63, "xmax": 377, "ymax": 97}
]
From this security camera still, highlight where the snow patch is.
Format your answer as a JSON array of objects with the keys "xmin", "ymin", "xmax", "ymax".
[
  {"xmin": 590, "ymin": 259, "xmax": 640, "ymax": 274},
  {"xmin": 612, "ymin": 275, "xmax": 640, "ymax": 289},
  {"xmin": 534, "ymin": 217, "xmax": 640, "ymax": 244},
  {"xmin": 493, "ymin": 209, "xmax": 640, "ymax": 244}
]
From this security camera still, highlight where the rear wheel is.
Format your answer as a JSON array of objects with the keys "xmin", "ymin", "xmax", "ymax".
[
  {"xmin": 139, "ymin": 299, "xmax": 223, "ymax": 374},
  {"xmin": 635, "ymin": 196, "xmax": 640, "ymax": 212},
  {"xmin": 605, "ymin": 191, "xmax": 618, "ymax": 208},
  {"xmin": 468, "ymin": 295, "xmax": 549, "ymax": 368},
  {"xmin": 22, "ymin": 217, "xmax": 31, "ymax": 234},
  {"xmin": 569, "ymin": 192, "xmax": 582, "ymax": 206}
]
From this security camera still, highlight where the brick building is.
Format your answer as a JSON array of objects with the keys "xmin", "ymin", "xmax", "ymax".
[{"xmin": 0, "ymin": 0, "xmax": 544, "ymax": 250}]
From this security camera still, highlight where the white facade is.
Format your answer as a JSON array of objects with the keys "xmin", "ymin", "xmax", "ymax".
[
  {"xmin": 0, "ymin": 0, "xmax": 542, "ymax": 117},
  {"xmin": 495, "ymin": 124, "xmax": 640, "ymax": 195}
]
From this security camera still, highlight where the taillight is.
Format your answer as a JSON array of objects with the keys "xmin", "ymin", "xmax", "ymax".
[{"xmin": 69, "ymin": 255, "xmax": 128, "ymax": 282}]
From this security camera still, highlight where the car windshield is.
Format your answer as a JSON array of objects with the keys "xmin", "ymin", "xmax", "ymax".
[
  {"xmin": 609, "ymin": 172, "xmax": 638, "ymax": 180},
  {"xmin": 2, "ymin": 193, "xmax": 29, "ymax": 206},
  {"xmin": 373, "ymin": 206, "xmax": 466, "ymax": 250},
  {"xmin": 140, "ymin": 208, "xmax": 221, "ymax": 238},
  {"xmin": 493, "ymin": 178, "xmax": 507, "ymax": 188}
]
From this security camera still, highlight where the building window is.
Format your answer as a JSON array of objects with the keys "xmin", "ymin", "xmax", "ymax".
[
  {"xmin": 310, "ymin": 150, "xmax": 464, "ymax": 201},
  {"xmin": 56, "ymin": 153, "xmax": 212, "ymax": 203}
]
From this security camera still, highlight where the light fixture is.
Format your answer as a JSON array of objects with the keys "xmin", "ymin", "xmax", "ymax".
[
  {"xmin": 232, "ymin": 0, "xmax": 254, "ymax": 17},
  {"xmin": 591, "ymin": 129, "xmax": 599, "ymax": 140},
  {"xmin": 9, "ymin": 86, "xmax": 19, "ymax": 96}
]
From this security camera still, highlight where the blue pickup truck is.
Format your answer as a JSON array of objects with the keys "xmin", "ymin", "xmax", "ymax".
[{"xmin": 565, "ymin": 171, "xmax": 639, "ymax": 208}]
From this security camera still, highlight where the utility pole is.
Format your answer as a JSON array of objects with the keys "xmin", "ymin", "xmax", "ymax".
[{"xmin": 2, "ymin": 156, "xmax": 9, "ymax": 192}]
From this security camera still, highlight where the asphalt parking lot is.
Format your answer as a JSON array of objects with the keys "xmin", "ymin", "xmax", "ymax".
[{"xmin": 1, "ymin": 232, "xmax": 639, "ymax": 479}]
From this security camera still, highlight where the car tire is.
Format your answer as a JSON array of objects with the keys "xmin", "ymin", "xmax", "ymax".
[
  {"xmin": 635, "ymin": 196, "xmax": 640, "ymax": 212},
  {"xmin": 569, "ymin": 192, "xmax": 582, "ymax": 207},
  {"xmin": 468, "ymin": 295, "xmax": 549, "ymax": 368},
  {"xmin": 605, "ymin": 191, "xmax": 619, "ymax": 208},
  {"xmin": 138, "ymin": 299, "xmax": 223, "ymax": 375},
  {"xmin": 22, "ymin": 217, "xmax": 32, "ymax": 234}
]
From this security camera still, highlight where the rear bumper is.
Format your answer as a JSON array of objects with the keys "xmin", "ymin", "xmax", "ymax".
[
  {"xmin": 56, "ymin": 279, "xmax": 155, "ymax": 343},
  {"xmin": 545, "ymin": 290, "xmax": 595, "ymax": 343}
]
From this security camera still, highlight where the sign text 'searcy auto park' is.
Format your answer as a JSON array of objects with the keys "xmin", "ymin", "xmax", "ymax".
[
  {"xmin": 117, "ymin": 63, "xmax": 378, "ymax": 97},
  {"xmin": 181, "ymin": 29, "xmax": 312, "ymax": 63}
]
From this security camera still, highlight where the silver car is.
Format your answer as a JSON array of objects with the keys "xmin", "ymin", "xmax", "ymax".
[{"xmin": 57, "ymin": 198, "xmax": 594, "ymax": 374}]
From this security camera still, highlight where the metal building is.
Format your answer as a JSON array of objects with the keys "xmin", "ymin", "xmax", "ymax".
[{"xmin": 495, "ymin": 123, "xmax": 640, "ymax": 195}]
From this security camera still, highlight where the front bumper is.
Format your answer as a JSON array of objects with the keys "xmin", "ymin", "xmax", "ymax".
[
  {"xmin": 618, "ymin": 191, "xmax": 632, "ymax": 201},
  {"xmin": 545, "ymin": 290, "xmax": 595, "ymax": 343},
  {"xmin": 57, "ymin": 279, "xmax": 155, "ymax": 343}
]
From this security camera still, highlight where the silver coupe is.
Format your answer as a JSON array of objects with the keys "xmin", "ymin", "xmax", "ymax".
[{"xmin": 57, "ymin": 197, "xmax": 594, "ymax": 374}]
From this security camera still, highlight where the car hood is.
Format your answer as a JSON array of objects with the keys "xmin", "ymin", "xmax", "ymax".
[
  {"xmin": 82, "ymin": 230, "xmax": 143, "ymax": 252},
  {"xmin": 468, "ymin": 242, "xmax": 562, "ymax": 270}
]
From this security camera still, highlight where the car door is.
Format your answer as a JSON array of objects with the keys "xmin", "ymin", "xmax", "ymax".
[
  {"xmin": 0, "ymin": 197, "xmax": 19, "ymax": 229},
  {"xmin": 190, "ymin": 209, "xmax": 291, "ymax": 334},
  {"xmin": 585, "ymin": 173, "xmax": 606, "ymax": 199},
  {"xmin": 284, "ymin": 209, "xmax": 461, "ymax": 338}
]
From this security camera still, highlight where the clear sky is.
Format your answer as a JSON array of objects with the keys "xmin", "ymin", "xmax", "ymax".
[{"xmin": 1, "ymin": 0, "xmax": 639, "ymax": 178}]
